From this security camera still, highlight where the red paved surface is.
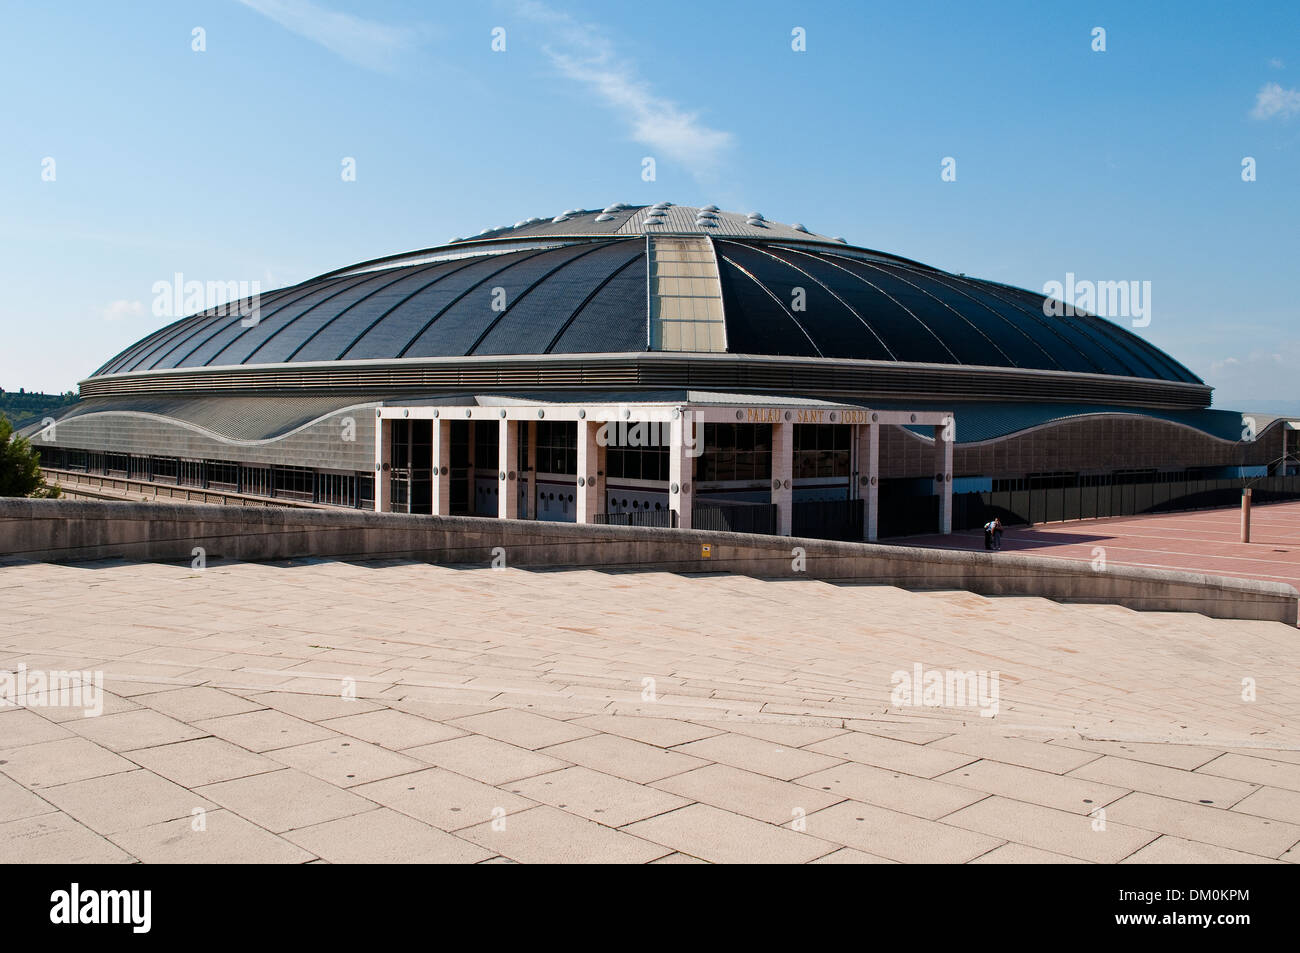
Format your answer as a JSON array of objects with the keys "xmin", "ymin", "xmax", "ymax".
[{"xmin": 900, "ymin": 500, "xmax": 1300, "ymax": 595}]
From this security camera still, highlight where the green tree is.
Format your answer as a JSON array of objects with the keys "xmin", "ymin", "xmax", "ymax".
[{"xmin": 0, "ymin": 414, "xmax": 60, "ymax": 498}]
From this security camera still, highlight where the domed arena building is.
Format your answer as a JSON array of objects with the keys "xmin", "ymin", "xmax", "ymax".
[{"xmin": 30, "ymin": 204, "xmax": 1300, "ymax": 539}]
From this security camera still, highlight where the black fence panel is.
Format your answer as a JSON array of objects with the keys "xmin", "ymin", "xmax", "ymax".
[
  {"xmin": 693, "ymin": 502, "xmax": 778, "ymax": 535},
  {"xmin": 993, "ymin": 490, "xmax": 1011, "ymax": 515},
  {"xmin": 1256, "ymin": 474, "xmax": 1300, "ymax": 502},
  {"xmin": 962, "ymin": 476, "xmax": 1300, "ymax": 531},
  {"xmin": 687, "ymin": 476, "xmax": 1300, "ymax": 541},
  {"xmin": 1119, "ymin": 484, "xmax": 1135, "ymax": 515},
  {"xmin": 954, "ymin": 492, "xmax": 989, "ymax": 532},
  {"xmin": 793, "ymin": 498, "xmax": 864, "ymax": 541},
  {"xmin": 592, "ymin": 509, "xmax": 676, "ymax": 528},
  {"xmin": 877, "ymin": 494, "xmax": 939, "ymax": 538},
  {"xmin": 1079, "ymin": 485, "xmax": 1096, "ymax": 520},
  {"xmin": 1008, "ymin": 490, "xmax": 1032, "ymax": 525},
  {"xmin": 1063, "ymin": 486, "xmax": 1080, "ymax": 521}
]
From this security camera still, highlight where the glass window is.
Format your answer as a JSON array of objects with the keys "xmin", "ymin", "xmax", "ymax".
[
  {"xmin": 604, "ymin": 420, "xmax": 668, "ymax": 483},
  {"xmin": 318, "ymin": 471, "xmax": 357, "ymax": 507},
  {"xmin": 272, "ymin": 466, "xmax": 315, "ymax": 502},
  {"xmin": 206, "ymin": 461, "xmax": 239, "ymax": 491},
  {"xmin": 536, "ymin": 421, "xmax": 577, "ymax": 475},
  {"xmin": 151, "ymin": 457, "xmax": 179, "ymax": 483},
  {"xmin": 102, "ymin": 453, "xmax": 129, "ymax": 476},
  {"xmin": 242, "ymin": 466, "xmax": 272, "ymax": 497},
  {"xmin": 179, "ymin": 460, "xmax": 204, "ymax": 487},
  {"xmin": 794, "ymin": 425, "xmax": 849, "ymax": 478},
  {"xmin": 702, "ymin": 424, "xmax": 771, "ymax": 482},
  {"xmin": 473, "ymin": 421, "xmax": 499, "ymax": 470}
]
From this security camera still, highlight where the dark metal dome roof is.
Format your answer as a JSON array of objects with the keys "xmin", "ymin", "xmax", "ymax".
[{"xmin": 93, "ymin": 207, "xmax": 1200, "ymax": 386}]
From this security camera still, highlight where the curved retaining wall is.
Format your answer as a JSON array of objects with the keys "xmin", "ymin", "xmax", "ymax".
[{"xmin": 1, "ymin": 499, "xmax": 1294, "ymax": 624}]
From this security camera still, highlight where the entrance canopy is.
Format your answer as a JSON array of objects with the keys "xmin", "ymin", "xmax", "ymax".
[{"xmin": 374, "ymin": 391, "xmax": 954, "ymax": 540}]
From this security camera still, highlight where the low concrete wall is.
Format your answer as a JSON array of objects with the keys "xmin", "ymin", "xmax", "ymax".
[{"xmin": 2, "ymin": 499, "xmax": 1295, "ymax": 624}]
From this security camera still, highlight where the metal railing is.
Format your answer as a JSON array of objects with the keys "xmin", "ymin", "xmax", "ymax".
[
  {"xmin": 592, "ymin": 509, "xmax": 677, "ymax": 528},
  {"xmin": 692, "ymin": 501, "xmax": 778, "ymax": 535},
  {"xmin": 43, "ymin": 468, "xmax": 306, "ymax": 509},
  {"xmin": 793, "ymin": 498, "xmax": 864, "ymax": 541}
]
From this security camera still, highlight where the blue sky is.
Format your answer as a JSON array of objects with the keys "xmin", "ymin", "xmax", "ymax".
[{"xmin": 1, "ymin": 0, "xmax": 1297, "ymax": 408}]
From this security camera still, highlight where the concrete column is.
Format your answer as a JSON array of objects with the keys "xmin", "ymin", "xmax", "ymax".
[
  {"xmin": 771, "ymin": 420, "xmax": 793, "ymax": 536},
  {"xmin": 669, "ymin": 412, "xmax": 694, "ymax": 530},
  {"xmin": 527, "ymin": 420, "xmax": 538, "ymax": 519},
  {"xmin": 854, "ymin": 422, "xmax": 880, "ymax": 541},
  {"xmin": 499, "ymin": 418, "xmax": 518, "ymax": 519},
  {"xmin": 934, "ymin": 418, "xmax": 954, "ymax": 535},
  {"xmin": 866, "ymin": 423, "xmax": 879, "ymax": 541},
  {"xmin": 432, "ymin": 419, "xmax": 451, "ymax": 516},
  {"xmin": 374, "ymin": 415, "xmax": 391, "ymax": 512},
  {"xmin": 575, "ymin": 419, "xmax": 605, "ymax": 524}
]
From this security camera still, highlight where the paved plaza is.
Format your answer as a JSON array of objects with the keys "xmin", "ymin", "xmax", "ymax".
[
  {"xmin": 906, "ymin": 500, "xmax": 1300, "ymax": 595},
  {"xmin": 2, "ymin": 557, "xmax": 1298, "ymax": 864}
]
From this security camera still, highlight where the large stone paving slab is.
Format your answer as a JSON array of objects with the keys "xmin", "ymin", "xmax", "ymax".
[{"xmin": 2, "ymin": 558, "xmax": 1299, "ymax": 863}]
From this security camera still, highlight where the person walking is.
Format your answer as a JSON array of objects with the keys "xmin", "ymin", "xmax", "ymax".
[
  {"xmin": 983, "ymin": 518, "xmax": 996, "ymax": 550},
  {"xmin": 992, "ymin": 517, "xmax": 1004, "ymax": 551}
]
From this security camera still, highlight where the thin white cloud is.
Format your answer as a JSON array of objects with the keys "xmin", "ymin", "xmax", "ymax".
[
  {"xmin": 1269, "ymin": 57, "xmax": 1285, "ymax": 70},
  {"xmin": 102, "ymin": 300, "xmax": 144, "ymax": 322},
  {"xmin": 513, "ymin": 0, "xmax": 734, "ymax": 177},
  {"xmin": 1250, "ymin": 82, "xmax": 1300, "ymax": 120},
  {"xmin": 237, "ymin": 0, "xmax": 416, "ymax": 72},
  {"xmin": 1204, "ymin": 347, "xmax": 1296, "ymax": 405}
]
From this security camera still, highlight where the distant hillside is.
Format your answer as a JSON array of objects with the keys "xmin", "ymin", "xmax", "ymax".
[{"xmin": 0, "ymin": 390, "xmax": 78, "ymax": 429}]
